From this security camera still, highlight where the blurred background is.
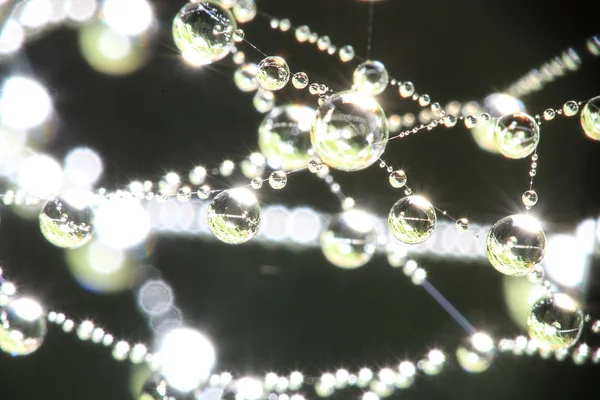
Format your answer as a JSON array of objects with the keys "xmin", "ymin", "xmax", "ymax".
[{"xmin": 0, "ymin": 0, "xmax": 600, "ymax": 399}]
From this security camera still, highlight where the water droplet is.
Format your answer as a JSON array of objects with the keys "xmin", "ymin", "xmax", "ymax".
[
  {"xmin": 197, "ymin": 185, "xmax": 211, "ymax": 200},
  {"xmin": 527, "ymin": 292, "xmax": 583, "ymax": 350},
  {"xmin": 418, "ymin": 94, "xmax": 430, "ymax": 107},
  {"xmin": 456, "ymin": 332, "xmax": 495, "ymax": 373},
  {"xmin": 292, "ymin": 72, "xmax": 309, "ymax": 89},
  {"xmin": 278, "ymin": 18, "xmax": 291, "ymax": 32},
  {"xmin": 522, "ymin": 190, "xmax": 538, "ymax": 207},
  {"xmin": 399, "ymin": 81, "xmax": 415, "ymax": 98},
  {"xmin": 316, "ymin": 35, "xmax": 331, "ymax": 51},
  {"xmin": 494, "ymin": 112, "xmax": 540, "ymax": 159},
  {"xmin": 388, "ymin": 195, "xmax": 437, "ymax": 244},
  {"xmin": 176, "ymin": 187, "xmax": 192, "ymax": 202},
  {"xmin": 232, "ymin": 0, "xmax": 256, "ymax": 23},
  {"xmin": 455, "ymin": 218, "xmax": 469, "ymax": 232},
  {"xmin": 339, "ymin": 45, "xmax": 355, "ymax": 62},
  {"xmin": 563, "ymin": 100, "xmax": 579, "ymax": 117},
  {"xmin": 295, "ymin": 25, "xmax": 310, "ymax": 42},
  {"xmin": 0, "ymin": 297, "xmax": 47, "ymax": 356},
  {"xmin": 268, "ymin": 170, "xmax": 287, "ymax": 189},
  {"xmin": 543, "ymin": 109, "xmax": 555, "ymax": 120},
  {"xmin": 591, "ymin": 320, "xmax": 600, "ymax": 334},
  {"xmin": 234, "ymin": 63, "xmax": 259, "ymax": 92},
  {"xmin": 465, "ymin": 115, "xmax": 478, "ymax": 128},
  {"xmin": 320, "ymin": 210, "xmax": 378, "ymax": 269},
  {"xmin": 444, "ymin": 115, "xmax": 457, "ymax": 127},
  {"xmin": 257, "ymin": 56, "xmax": 290, "ymax": 91},
  {"xmin": 250, "ymin": 177, "xmax": 263, "ymax": 189},
  {"xmin": 308, "ymin": 158, "xmax": 323, "ymax": 173},
  {"xmin": 39, "ymin": 192, "xmax": 94, "ymax": 249},
  {"xmin": 207, "ymin": 188, "xmax": 261, "ymax": 244},
  {"xmin": 311, "ymin": 91, "xmax": 388, "ymax": 171},
  {"xmin": 233, "ymin": 28, "xmax": 245, "ymax": 42},
  {"xmin": 173, "ymin": 2, "xmax": 237, "ymax": 65},
  {"xmin": 486, "ymin": 214, "xmax": 546, "ymax": 276},
  {"xmin": 580, "ymin": 95, "xmax": 600, "ymax": 141},
  {"xmin": 527, "ymin": 265, "xmax": 545, "ymax": 283},
  {"xmin": 258, "ymin": 105, "xmax": 314, "ymax": 171},
  {"xmin": 253, "ymin": 89, "xmax": 275, "ymax": 113},
  {"xmin": 389, "ymin": 170, "xmax": 407, "ymax": 188},
  {"xmin": 353, "ymin": 60, "xmax": 389, "ymax": 96}
]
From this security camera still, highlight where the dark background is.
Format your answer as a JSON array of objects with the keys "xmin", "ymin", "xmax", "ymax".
[{"xmin": 1, "ymin": 0, "xmax": 600, "ymax": 399}]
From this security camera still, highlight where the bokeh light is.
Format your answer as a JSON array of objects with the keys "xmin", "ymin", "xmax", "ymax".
[
  {"xmin": 95, "ymin": 199, "xmax": 151, "ymax": 249},
  {"xmin": 66, "ymin": 0, "xmax": 97, "ymax": 22},
  {"xmin": 65, "ymin": 240, "xmax": 134, "ymax": 293},
  {"xmin": 0, "ymin": 76, "xmax": 53, "ymax": 130},
  {"xmin": 16, "ymin": 153, "xmax": 63, "ymax": 198},
  {"xmin": 137, "ymin": 279, "xmax": 174, "ymax": 315},
  {"xmin": 544, "ymin": 234, "xmax": 588, "ymax": 287},
  {"xmin": 17, "ymin": 0, "xmax": 52, "ymax": 29},
  {"xmin": 102, "ymin": 0, "xmax": 153, "ymax": 36},
  {"xmin": 78, "ymin": 21, "xmax": 150, "ymax": 75},
  {"xmin": 158, "ymin": 327, "xmax": 216, "ymax": 392},
  {"xmin": 64, "ymin": 147, "xmax": 104, "ymax": 187},
  {"xmin": 0, "ymin": 19, "xmax": 24, "ymax": 55}
]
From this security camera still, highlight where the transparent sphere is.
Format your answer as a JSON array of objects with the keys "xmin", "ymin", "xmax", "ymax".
[
  {"xmin": 172, "ymin": 1, "xmax": 236, "ymax": 65},
  {"xmin": 0, "ymin": 297, "xmax": 47, "ymax": 356},
  {"xmin": 471, "ymin": 93, "xmax": 525, "ymax": 153},
  {"xmin": 39, "ymin": 192, "xmax": 94, "ymax": 249},
  {"xmin": 455, "ymin": 218, "xmax": 469, "ymax": 232},
  {"xmin": 353, "ymin": 60, "xmax": 389, "ymax": 96},
  {"xmin": 527, "ymin": 292, "xmax": 584, "ymax": 350},
  {"xmin": 253, "ymin": 89, "xmax": 275, "ymax": 113},
  {"xmin": 233, "ymin": 29, "xmax": 244, "ymax": 42},
  {"xmin": 389, "ymin": 170, "xmax": 407, "ymax": 188},
  {"xmin": 234, "ymin": 63, "xmax": 259, "ymax": 92},
  {"xmin": 232, "ymin": 0, "xmax": 256, "ymax": 23},
  {"xmin": 139, "ymin": 374, "xmax": 190, "ymax": 400},
  {"xmin": 388, "ymin": 195, "xmax": 437, "ymax": 245},
  {"xmin": 563, "ymin": 100, "xmax": 579, "ymax": 117},
  {"xmin": 292, "ymin": 72, "xmax": 309, "ymax": 89},
  {"xmin": 522, "ymin": 189, "xmax": 538, "ymax": 207},
  {"xmin": 207, "ymin": 188, "xmax": 261, "ymax": 244},
  {"xmin": 311, "ymin": 90, "xmax": 389, "ymax": 171},
  {"xmin": 320, "ymin": 209, "xmax": 378, "ymax": 269},
  {"xmin": 268, "ymin": 170, "xmax": 287, "ymax": 189},
  {"xmin": 339, "ymin": 45, "xmax": 355, "ymax": 62},
  {"xmin": 486, "ymin": 214, "xmax": 546, "ymax": 276},
  {"xmin": 493, "ymin": 112, "xmax": 540, "ymax": 159},
  {"xmin": 581, "ymin": 95, "xmax": 600, "ymax": 140},
  {"xmin": 250, "ymin": 177, "xmax": 263, "ymax": 189},
  {"xmin": 527, "ymin": 265, "xmax": 545, "ymax": 283},
  {"xmin": 456, "ymin": 332, "xmax": 495, "ymax": 373},
  {"xmin": 308, "ymin": 158, "xmax": 323, "ymax": 173},
  {"xmin": 257, "ymin": 56, "xmax": 290, "ymax": 91},
  {"xmin": 258, "ymin": 105, "xmax": 315, "ymax": 170}
]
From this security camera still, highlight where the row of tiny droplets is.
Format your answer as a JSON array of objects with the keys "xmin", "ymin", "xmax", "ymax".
[
  {"xmin": 4, "ymin": 251, "xmax": 600, "ymax": 400},
  {"xmin": 264, "ymin": 12, "xmax": 600, "ymax": 125},
  {"xmin": 3, "ymin": 6, "xmax": 596, "ymax": 212}
]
